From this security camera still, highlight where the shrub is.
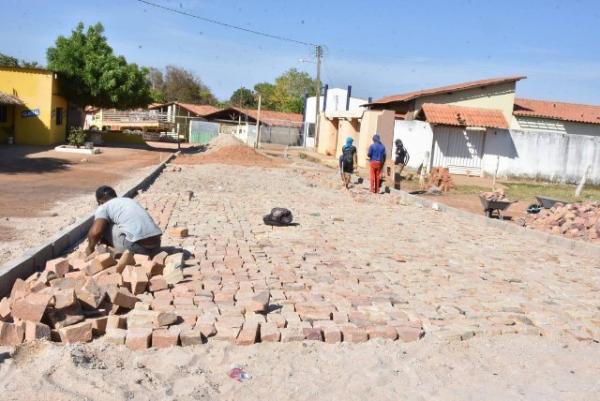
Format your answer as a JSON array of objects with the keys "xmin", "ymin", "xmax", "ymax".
[{"xmin": 67, "ymin": 126, "xmax": 86, "ymax": 148}]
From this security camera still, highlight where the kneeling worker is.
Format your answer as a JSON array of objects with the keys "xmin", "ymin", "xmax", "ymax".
[{"xmin": 86, "ymin": 185, "xmax": 162, "ymax": 256}]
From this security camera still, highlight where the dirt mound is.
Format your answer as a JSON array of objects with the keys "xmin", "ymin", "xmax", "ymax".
[
  {"xmin": 206, "ymin": 133, "xmax": 245, "ymax": 150},
  {"xmin": 175, "ymin": 134, "xmax": 282, "ymax": 167}
]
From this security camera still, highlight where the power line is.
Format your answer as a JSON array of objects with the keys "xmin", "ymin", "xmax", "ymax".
[{"xmin": 134, "ymin": 0, "xmax": 318, "ymax": 48}]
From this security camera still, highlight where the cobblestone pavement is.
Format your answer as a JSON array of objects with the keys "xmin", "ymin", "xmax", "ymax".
[{"xmin": 136, "ymin": 160, "xmax": 600, "ymax": 345}]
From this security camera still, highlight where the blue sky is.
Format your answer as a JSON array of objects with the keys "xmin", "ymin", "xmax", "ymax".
[{"xmin": 3, "ymin": 0, "xmax": 600, "ymax": 103}]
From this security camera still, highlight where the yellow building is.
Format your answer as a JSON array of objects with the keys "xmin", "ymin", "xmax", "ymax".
[{"xmin": 0, "ymin": 67, "xmax": 68, "ymax": 145}]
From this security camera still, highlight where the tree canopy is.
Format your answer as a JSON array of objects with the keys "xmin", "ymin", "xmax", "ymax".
[
  {"xmin": 46, "ymin": 22, "xmax": 152, "ymax": 109},
  {"xmin": 0, "ymin": 52, "xmax": 41, "ymax": 68},
  {"xmin": 229, "ymin": 87, "xmax": 256, "ymax": 108},
  {"xmin": 235, "ymin": 68, "xmax": 316, "ymax": 113},
  {"xmin": 148, "ymin": 65, "xmax": 217, "ymax": 105}
]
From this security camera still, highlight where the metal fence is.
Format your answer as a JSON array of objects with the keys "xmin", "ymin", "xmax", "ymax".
[
  {"xmin": 258, "ymin": 124, "xmax": 302, "ymax": 146},
  {"xmin": 189, "ymin": 120, "xmax": 219, "ymax": 144}
]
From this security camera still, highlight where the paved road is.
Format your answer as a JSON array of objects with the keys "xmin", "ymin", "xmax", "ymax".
[{"xmin": 138, "ymin": 160, "xmax": 600, "ymax": 344}]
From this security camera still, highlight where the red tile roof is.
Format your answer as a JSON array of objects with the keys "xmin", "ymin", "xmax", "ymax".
[
  {"xmin": 203, "ymin": 107, "xmax": 303, "ymax": 127},
  {"xmin": 514, "ymin": 98, "xmax": 600, "ymax": 125},
  {"xmin": 370, "ymin": 76, "xmax": 526, "ymax": 106},
  {"xmin": 176, "ymin": 102, "xmax": 221, "ymax": 117},
  {"xmin": 420, "ymin": 103, "xmax": 509, "ymax": 129},
  {"xmin": 147, "ymin": 102, "xmax": 220, "ymax": 117}
]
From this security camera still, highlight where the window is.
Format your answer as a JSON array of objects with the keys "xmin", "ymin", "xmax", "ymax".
[
  {"xmin": 0, "ymin": 106, "xmax": 7, "ymax": 123},
  {"xmin": 56, "ymin": 107, "xmax": 63, "ymax": 125}
]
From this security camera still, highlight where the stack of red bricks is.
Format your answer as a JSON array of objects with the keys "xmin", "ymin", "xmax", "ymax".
[
  {"xmin": 427, "ymin": 167, "xmax": 455, "ymax": 192},
  {"xmin": 0, "ymin": 245, "xmax": 190, "ymax": 348},
  {"xmin": 527, "ymin": 201, "xmax": 600, "ymax": 241},
  {"xmin": 481, "ymin": 190, "xmax": 509, "ymax": 202}
]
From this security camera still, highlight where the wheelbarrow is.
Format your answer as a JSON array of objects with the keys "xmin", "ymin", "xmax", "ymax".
[
  {"xmin": 479, "ymin": 195, "xmax": 517, "ymax": 219},
  {"xmin": 535, "ymin": 195, "xmax": 569, "ymax": 209}
]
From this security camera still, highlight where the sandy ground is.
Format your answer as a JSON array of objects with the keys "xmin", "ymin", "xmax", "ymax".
[
  {"xmin": 0, "ymin": 143, "xmax": 175, "ymax": 266},
  {"xmin": 0, "ymin": 335, "xmax": 598, "ymax": 401}
]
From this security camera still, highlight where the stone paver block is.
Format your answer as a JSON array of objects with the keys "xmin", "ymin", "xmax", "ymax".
[
  {"xmin": 0, "ymin": 321, "xmax": 24, "ymax": 346},
  {"xmin": 260, "ymin": 323, "xmax": 281, "ymax": 342},
  {"xmin": 58, "ymin": 321, "xmax": 92, "ymax": 344},
  {"xmin": 324, "ymin": 328, "xmax": 342, "ymax": 344},
  {"xmin": 180, "ymin": 328, "xmax": 204, "ymax": 346},
  {"xmin": 75, "ymin": 278, "xmax": 106, "ymax": 309},
  {"xmin": 153, "ymin": 327, "xmax": 180, "ymax": 348},
  {"xmin": 342, "ymin": 327, "xmax": 368, "ymax": 343},
  {"xmin": 11, "ymin": 293, "xmax": 53, "ymax": 322},
  {"xmin": 396, "ymin": 326, "xmax": 424, "ymax": 342},
  {"xmin": 126, "ymin": 328, "xmax": 153, "ymax": 350},
  {"xmin": 25, "ymin": 321, "xmax": 51, "ymax": 341},
  {"xmin": 104, "ymin": 328, "xmax": 127, "ymax": 345},
  {"xmin": 45, "ymin": 257, "xmax": 71, "ymax": 277},
  {"xmin": 303, "ymin": 327, "xmax": 323, "ymax": 341},
  {"xmin": 367, "ymin": 326, "xmax": 398, "ymax": 340},
  {"xmin": 281, "ymin": 327, "xmax": 305, "ymax": 342}
]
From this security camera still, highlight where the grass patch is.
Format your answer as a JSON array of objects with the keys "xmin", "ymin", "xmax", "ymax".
[
  {"xmin": 501, "ymin": 182, "xmax": 600, "ymax": 203},
  {"xmin": 451, "ymin": 185, "xmax": 491, "ymax": 195}
]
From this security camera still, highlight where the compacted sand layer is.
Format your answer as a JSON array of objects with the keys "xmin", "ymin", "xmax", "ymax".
[{"xmin": 0, "ymin": 335, "xmax": 598, "ymax": 401}]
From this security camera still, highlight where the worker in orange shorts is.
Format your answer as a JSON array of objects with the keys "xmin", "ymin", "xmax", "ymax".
[{"xmin": 367, "ymin": 134, "xmax": 386, "ymax": 193}]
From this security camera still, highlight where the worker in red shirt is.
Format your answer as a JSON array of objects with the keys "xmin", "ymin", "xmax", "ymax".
[{"xmin": 367, "ymin": 134, "xmax": 386, "ymax": 193}]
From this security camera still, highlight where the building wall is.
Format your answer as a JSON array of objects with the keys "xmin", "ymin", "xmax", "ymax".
[
  {"xmin": 316, "ymin": 115, "xmax": 338, "ymax": 156},
  {"xmin": 335, "ymin": 119, "xmax": 360, "ymax": 158},
  {"xmin": 481, "ymin": 129, "xmax": 600, "ymax": 184},
  {"xmin": 305, "ymin": 88, "xmax": 367, "ymax": 124},
  {"xmin": 394, "ymin": 121, "xmax": 600, "ymax": 183},
  {"xmin": 0, "ymin": 68, "xmax": 67, "ymax": 145},
  {"xmin": 357, "ymin": 110, "xmax": 394, "ymax": 169},
  {"xmin": 413, "ymin": 82, "xmax": 518, "ymax": 126},
  {"xmin": 514, "ymin": 116, "xmax": 600, "ymax": 137},
  {"xmin": 50, "ymin": 94, "xmax": 67, "ymax": 143},
  {"xmin": 393, "ymin": 120, "xmax": 434, "ymax": 169}
]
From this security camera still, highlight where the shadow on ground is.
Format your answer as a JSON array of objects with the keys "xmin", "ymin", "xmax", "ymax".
[{"xmin": 0, "ymin": 146, "xmax": 72, "ymax": 174}]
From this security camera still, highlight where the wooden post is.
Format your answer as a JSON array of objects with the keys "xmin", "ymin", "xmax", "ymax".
[{"xmin": 492, "ymin": 155, "xmax": 500, "ymax": 191}]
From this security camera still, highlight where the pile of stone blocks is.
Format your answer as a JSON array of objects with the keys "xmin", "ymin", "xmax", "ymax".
[
  {"xmin": 480, "ymin": 190, "xmax": 510, "ymax": 202},
  {"xmin": 0, "ymin": 241, "xmax": 425, "ymax": 349},
  {"xmin": 0, "ymin": 245, "xmax": 190, "ymax": 349},
  {"xmin": 528, "ymin": 201, "xmax": 600, "ymax": 241},
  {"xmin": 427, "ymin": 167, "xmax": 454, "ymax": 192}
]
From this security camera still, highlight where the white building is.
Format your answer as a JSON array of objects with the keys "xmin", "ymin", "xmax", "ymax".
[
  {"xmin": 303, "ymin": 87, "xmax": 367, "ymax": 147},
  {"xmin": 369, "ymin": 76, "xmax": 600, "ymax": 184}
]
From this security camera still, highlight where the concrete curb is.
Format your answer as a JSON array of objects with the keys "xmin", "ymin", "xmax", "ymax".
[
  {"xmin": 387, "ymin": 183, "xmax": 600, "ymax": 257},
  {"xmin": 0, "ymin": 151, "xmax": 180, "ymax": 297}
]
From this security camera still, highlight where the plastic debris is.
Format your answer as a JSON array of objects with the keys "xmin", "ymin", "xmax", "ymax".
[{"xmin": 228, "ymin": 366, "xmax": 252, "ymax": 382}]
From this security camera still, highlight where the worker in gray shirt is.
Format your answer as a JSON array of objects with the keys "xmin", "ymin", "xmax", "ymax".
[{"xmin": 86, "ymin": 185, "xmax": 162, "ymax": 256}]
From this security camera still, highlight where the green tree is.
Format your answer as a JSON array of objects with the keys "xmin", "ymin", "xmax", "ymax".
[
  {"xmin": 229, "ymin": 87, "xmax": 256, "ymax": 108},
  {"xmin": 252, "ymin": 69, "xmax": 315, "ymax": 113},
  {"xmin": 253, "ymin": 82, "xmax": 276, "ymax": 109},
  {"xmin": 46, "ymin": 22, "xmax": 152, "ymax": 109},
  {"xmin": 147, "ymin": 67, "xmax": 166, "ymax": 103},
  {"xmin": 0, "ymin": 53, "xmax": 41, "ymax": 68},
  {"xmin": 151, "ymin": 65, "xmax": 218, "ymax": 105},
  {"xmin": 271, "ymin": 68, "xmax": 316, "ymax": 113},
  {"xmin": 0, "ymin": 53, "xmax": 19, "ymax": 67}
]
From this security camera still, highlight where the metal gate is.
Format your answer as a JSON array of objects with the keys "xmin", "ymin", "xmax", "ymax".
[
  {"xmin": 432, "ymin": 126, "xmax": 485, "ymax": 175},
  {"xmin": 189, "ymin": 120, "xmax": 219, "ymax": 144}
]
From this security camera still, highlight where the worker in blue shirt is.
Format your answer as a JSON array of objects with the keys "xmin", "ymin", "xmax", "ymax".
[{"xmin": 367, "ymin": 134, "xmax": 386, "ymax": 193}]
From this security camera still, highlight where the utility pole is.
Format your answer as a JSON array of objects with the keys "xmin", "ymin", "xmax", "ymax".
[
  {"xmin": 313, "ymin": 45, "xmax": 322, "ymax": 149},
  {"xmin": 255, "ymin": 94, "xmax": 262, "ymax": 148}
]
